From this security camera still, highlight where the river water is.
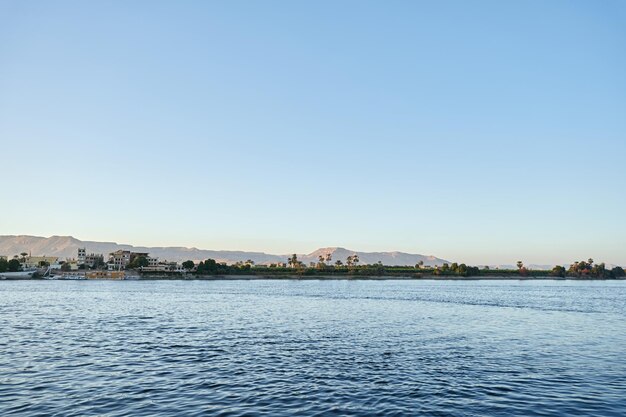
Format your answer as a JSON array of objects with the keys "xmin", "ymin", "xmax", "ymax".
[{"xmin": 1, "ymin": 280, "xmax": 624, "ymax": 416}]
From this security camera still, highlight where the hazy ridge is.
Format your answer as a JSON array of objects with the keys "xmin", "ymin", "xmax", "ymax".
[{"xmin": 0, "ymin": 235, "xmax": 449, "ymax": 266}]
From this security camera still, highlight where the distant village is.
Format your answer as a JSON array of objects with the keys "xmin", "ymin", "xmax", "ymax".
[
  {"xmin": 2, "ymin": 247, "xmax": 624, "ymax": 280},
  {"xmin": 0, "ymin": 248, "xmax": 186, "ymax": 279}
]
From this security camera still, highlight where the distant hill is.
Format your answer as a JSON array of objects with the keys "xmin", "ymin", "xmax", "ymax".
[
  {"xmin": 299, "ymin": 247, "xmax": 447, "ymax": 267},
  {"xmin": 0, "ymin": 235, "xmax": 449, "ymax": 266}
]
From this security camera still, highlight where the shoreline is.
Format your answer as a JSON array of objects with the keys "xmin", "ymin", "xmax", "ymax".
[
  {"xmin": 3, "ymin": 275, "xmax": 624, "ymax": 281},
  {"xmin": 137, "ymin": 274, "xmax": 625, "ymax": 281}
]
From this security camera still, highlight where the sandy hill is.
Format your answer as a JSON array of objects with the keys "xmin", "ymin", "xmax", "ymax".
[{"xmin": 0, "ymin": 235, "xmax": 449, "ymax": 266}]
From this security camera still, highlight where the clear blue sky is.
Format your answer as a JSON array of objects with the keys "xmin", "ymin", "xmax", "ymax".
[{"xmin": 1, "ymin": 1, "xmax": 625, "ymax": 265}]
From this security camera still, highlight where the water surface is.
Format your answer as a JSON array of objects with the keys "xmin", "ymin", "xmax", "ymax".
[{"xmin": 1, "ymin": 280, "xmax": 624, "ymax": 416}]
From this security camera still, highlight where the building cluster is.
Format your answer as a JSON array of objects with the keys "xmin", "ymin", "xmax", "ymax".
[
  {"xmin": 106, "ymin": 249, "xmax": 185, "ymax": 272},
  {"xmin": 2, "ymin": 248, "xmax": 186, "ymax": 273},
  {"xmin": 77, "ymin": 248, "xmax": 104, "ymax": 268}
]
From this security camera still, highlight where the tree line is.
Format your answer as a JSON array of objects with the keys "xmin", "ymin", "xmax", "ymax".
[
  {"xmin": 3, "ymin": 251, "xmax": 624, "ymax": 279},
  {"xmin": 550, "ymin": 258, "xmax": 624, "ymax": 279},
  {"xmin": 178, "ymin": 255, "xmax": 625, "ymax": 279},
  {"xmin": 0, "ymin": 257, "xmax": 23, "ymax": 273}
]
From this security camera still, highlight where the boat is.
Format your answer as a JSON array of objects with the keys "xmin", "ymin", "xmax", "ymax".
[
  {"xmin": 0, "ymin": 269, "xmax": 37, "ymax": 279},
  {"xmin": 59, "ymin": 274, "xmax": 86, "ymax": 280},
  {"xmin": 85, "ymin": 271, "xmax": 125, "ymax": 280}
]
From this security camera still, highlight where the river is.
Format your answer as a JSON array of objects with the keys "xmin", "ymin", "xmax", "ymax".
[{"xmin": 1, "ymin": 279, "xmax": 624, "ymax": 416}]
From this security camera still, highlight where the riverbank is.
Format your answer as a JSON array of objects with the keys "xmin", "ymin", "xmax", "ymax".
[
  {"xmin": 5, "ymin": 274, "xmax": 624, "ymax": 281},
  {"xmin": 3, "ymin": 274, "xmax": 624, "ymax": 281},
  {"xmin": 117, "ymin": 274, "xmax": 625, "ymax": 281}
]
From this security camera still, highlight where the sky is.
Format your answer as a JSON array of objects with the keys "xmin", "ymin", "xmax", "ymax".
[{"xmin": 1, "ymin": 1, "xmax": 625, "ymax": 265}]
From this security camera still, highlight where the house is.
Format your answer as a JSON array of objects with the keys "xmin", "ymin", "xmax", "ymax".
[
  {"xmin": 107, "ymin": 250, "xmax": 150, "ymax": 270},
  {"xmin": 108, "ymin": 250, "xmax": 131, "ymax": 270},
  {"xmin": 147, "ymin": 256, "xmax": 159, "ymax": 268},
  {"xmin": 62, "ymin": 259, "xmax": 80, "ymax": 271},
  {"xmin": 23, "ymin": 256, "xmax": 59, "ymax": 268},
  {"xmin": 77, "ymin": 248, "xmax": 86, "ymax": 263},
  {"xmin": 77, "ymin": 248, "xmax": 104, "ymax": 268},
  {"xmin": 140, "ymin": 259, "xmax": 185, "ymax": 272}
]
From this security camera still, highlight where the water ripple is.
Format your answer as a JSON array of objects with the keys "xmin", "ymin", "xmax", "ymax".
[{"xmin": 0, "ymin": 280, "xmax": 625, "ymax": 416}]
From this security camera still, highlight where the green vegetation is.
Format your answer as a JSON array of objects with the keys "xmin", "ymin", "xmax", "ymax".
[
  {"xmin": 566, "ymin": 259, "xmax": 625, "ymax": 279},
  {"xmin": 185, "ymin": 255, "xmax": 625, "ymax": 279},
  {"xmin": 6, "ymin": 258, "xmax": 22, "ymax": 272},
  {"xmin": 0, "ymin": 253, "xmax": 29, "ymax": 273},
  {"xmin": 195, "ymin": 258, "xmax": 253, "ymax": 274},
  {"xmin": 433, "ymin": 263, "xmax": 481, "ymax": 277},
  {"xmin": 550, "ymin": 265, "xmax": 567, "ymax": 278},
  {"xmin": 2, "ymin": 250, "xmax": 623, "ymax": 280},
  {"xmin": 128, "ymin": 256, "xmax": 149, "ymax": 269},
  {"xmin": 613, "ymin": 266, "xmax": 626, "ymax": 278}
]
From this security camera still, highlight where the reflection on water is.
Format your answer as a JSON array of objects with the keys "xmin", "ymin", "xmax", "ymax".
[{"xmin": 1, "ymin": 280, "xmax": 625, "ymax": 416}]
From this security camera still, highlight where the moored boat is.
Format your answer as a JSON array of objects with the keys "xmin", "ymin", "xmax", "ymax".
[{"xmin": 0, "ymin": 269, "xmax": 37, "ymax": 279}]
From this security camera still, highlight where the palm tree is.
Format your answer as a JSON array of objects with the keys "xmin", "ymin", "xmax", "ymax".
[
  {"xmin": 516, "ymin": 261, "xmax": 523, "ymax": 270},
  {"xmin": 346, "ymin": 254, "xmax": 359, "ymax": 269},
  {"xmin": 288, "ymin": 254, "xmax": 298, "ymax": 268},
  {"xmin": 325, "ymin": 253, "xmax": 332, "ymax": 263},
  {"xmin": 335, "ymin": 260, "xmax": 343, "ymax": 267}
]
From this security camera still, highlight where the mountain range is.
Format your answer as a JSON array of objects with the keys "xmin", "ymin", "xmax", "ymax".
[{"xmin": 0, "ymin": 235, "xmax": 449, "ymax": 267}]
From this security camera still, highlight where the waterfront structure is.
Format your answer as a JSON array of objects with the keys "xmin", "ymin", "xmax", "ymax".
[
  {"xmin": 108, "ymin": 250, "xmax": 131, "ymax": 270},
  {"xmin": 86, "ymin": 253, "xmax": 104, "ymax": 267},
  {"xmin": 131, "ymin": 252, "xmax": 149, "ymax": 262},
  {"xmin": 77, "ymin": 248, "xmax": 104, "ymax": 268},
  {"xmin": 64, "ymin": 260, "xmax": 80, "ymax": 271},
  {"xmin": 86, "ymin": 271, "xmax": 125, "ymax": 280},
  {"xmin": 107, "ymin": 250, "xmax": 150, "ymax": 270},
  {"xmin": 77, "ymin": 248, "xmax": 86, "ymax": 263},
  {"xmin": 23, "ymin": 256, "xmax": 59, "ymax": 268},
  {"xmin": 141, "ymin": 260, "xmax": 185, "ymax": 273}
]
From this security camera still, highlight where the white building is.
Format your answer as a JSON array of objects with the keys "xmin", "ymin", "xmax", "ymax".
[{"xmin": 77, "ymin": 248, "xmax": 86, "ymax": 264}]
